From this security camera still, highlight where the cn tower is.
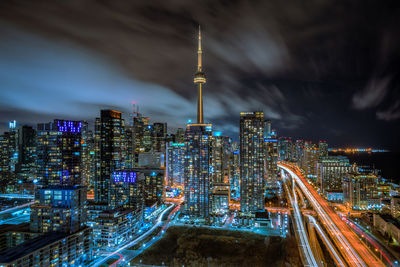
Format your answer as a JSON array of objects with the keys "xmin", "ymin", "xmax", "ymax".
[{"xmin": 193, "ymin": 26, "xmax": 206, "ymax": 124}]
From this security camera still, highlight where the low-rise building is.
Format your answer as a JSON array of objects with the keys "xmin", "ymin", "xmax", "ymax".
[
  {"xmin": 343, "ymin": 173, "xmax": 380, "ymax": 210},
  {"xmin": 373, "ymin": 214, "xmax": 400, "ymax": 244},
  {"xmin": 391, "ymin": 196, "xmax": 400, "ymax": 219},
  {"xmin": 92, "ymin": 208, "xmax": 141, "ymax": 248},
  {"xmin": 0, "ymin": 224, "xmax": 39, "ymax": 252},
  {"xmin": 0, "ymin": 227, "xmax": 92, "ymax": 266}
]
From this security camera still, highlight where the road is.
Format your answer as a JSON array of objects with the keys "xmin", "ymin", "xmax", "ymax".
[
  {"xmin": 0, "ymin": 201, "xmax": 33, "ymax": 225},
  {"xmin": 279, "ymin": 162, "xmax": 384, "ymax": 267},
  {"xmin": 90, "ymin": 204, "xmax": 177, "ymax": 267},
  {"xmin": 283, "ymin": 173, "xmax": 318, "ymax": 267},
  {"xmin": 343, "ymin": 216, "xmax": 400, "ymax": 266},
  {"xmin": 0, "ymin": 201, "xmax": 33, "ymax": 215}
]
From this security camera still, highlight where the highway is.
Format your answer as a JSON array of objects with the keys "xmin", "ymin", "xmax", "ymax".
[
  {"xmin": 343, "ymin": 216, "xmax": 400, "ymax": 266},
  {"xmin": 306, "ymin": 215, "xmax": 346, "ymax": 266},
  {"xmin": 283, "ymin": 173, "xmax": 318, "ymax": 267},
  {"xmin": 279, "ymin": 163, "xmax": 384, "ymax": 267}
]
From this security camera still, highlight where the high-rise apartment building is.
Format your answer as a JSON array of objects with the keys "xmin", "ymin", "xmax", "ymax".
[
  {"xmin": 36, "ymin": 120, "xmax": 83, "ymax": 186},
  {"xmin": 94, "ymin": 110, "xmax": 126, "ymax": 204},
  {"xmin": 210, "ymin": 133, "xmax": 230, "ymax": 214},
  {"xmin": 300, "ymin": 141, "xmax": 319, "ymax": 180},
  {"xmin": 343, "ymin": 173, "xmax": 380, "ymax": 210},
  {"xmin": 109, "ymin": 171, "xmax": 144, "ymax": 210},
  {"xmin": 319, "ymin": 140, "xmax": 328, "ymax": 158},
  {"xmin": 184, "ymin": 124, "xmax": 212, "ymax": 217},
  {"xmin": 15, "ymin": 126, "xmax": 36, "ymax": 183},
  {"xmin": 229, "ymin": 145, "xmax": 240, "ymax": 199},
  {"xmin": 166, "ymin": 142, "xmax": 185, "ymax": 186},
  {"xmin": 30, "ymin": 185, "xmax": 87, "ymax": 234},
  {"xmin": 265, "ymin": 136, "xmax": 279, "ymax": 184},
  {"xmin": 240, "ymin": 111, "xmax": 265, "ymax": 213},
  {"xmin": 153, "ymin": 122, "xmax": 167, "ymax": 152},
  {"xmin": 317, "ymin": 156, "xmax": 355, "ymax": 196}
]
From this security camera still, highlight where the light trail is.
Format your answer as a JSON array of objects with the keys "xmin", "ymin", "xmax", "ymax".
[
  {"xmin": 282, "ymin": 164, "xmax": 365, "ymax": 266},
  {"xmin": 0, "ymin": 194, "xmax": 34, "ymax": 199},
  {"xmin": 306, "ymin": 215, "xmax": 346, "ymax": 267},
  {"xmin": 279, "ymin": 163, "xmax": 384, "ymax": 267},
  {"xmin": 97, "ymin": 251, "xmax": 123, "ymax": 267},
  {"xmin": 344, "ymin": 217, "xmax": 396, "ymax": 266},
  {"xmin": 90, "ymin": 204, "xmax": 175, "ymax": 267},
  {"xmin": 283, "ymin": 173, "xmax": 318, "ymax": 267},
  {"xmin": 0, "ymin": 201, "xmax": 34, "ymax": 215}
]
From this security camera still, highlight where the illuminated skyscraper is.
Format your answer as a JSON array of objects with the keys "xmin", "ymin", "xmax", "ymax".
[
  {"xmin": 15, "ymin": 126, "xmax": 37, "ymax": 183},
  {"xmin": 265, "ymin": 135, "xmax": 279, "ymax": 184},
  {"xmin": 300, "ymin": 141, "xmax": 319, "ymax": 180},
  {"xmin": 153, "ymin": 122, "xmax": 167, "ymax": 152},
  {"xmin": 264, "ymin": 120, "xmax": 272, "ymax": 138},
  {"xmin": 36, "ymin": 120, "xmax": 83, "ymax": 186},
  {"xmin": 0, "ymin": 132, "xmax": 12, "ymax": 186},
  {"xmin": 294, "ymin": 139, "xmax": 304, "ymax": 162},
  {"xmin": 184, "ymin": 123, "xmax": 212, "ymax": 217},
  {"xmin": 240, "ymin": 112, "xmax": 265, "ymax": 213},
  {"xmin": 210, "ymin": 132, "xmax": 230, "ymax": 214},
  {"xmin": 166, "ymin": 142, "xmax": 186, "ymax": 186},
  {"xmin": 109, "ymin": 171, "xmax": 144, "ymax": 210},
  {"xmin": 317, "ymin": 156, "xmax": 355, "ymax": 197},
  {"xmin": 175, "ymin": 128, "xmax": 185, "ymax": 143},
  {"xmin": 229, "ymin": 144, "xmax": 240, "ymax": 199},
  {"xmin": 94, "ymin": 110, "xmax": 126, "ymax": 204},
  {"xmin": 319, "ymin": 140, "xmax": 328, "ymax": 158},
  {"xmin": 278, "ymin": 137, "xmax": 293, "ymax": 161},
  {"xmin": 184, "ymin": 26, "xmax": 212, "ymax": 218}
]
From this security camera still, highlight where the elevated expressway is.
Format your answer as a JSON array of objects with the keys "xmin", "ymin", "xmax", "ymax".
[{"xmin": 279, "ymin": 162, "xmax": 384, "ymax": 267}]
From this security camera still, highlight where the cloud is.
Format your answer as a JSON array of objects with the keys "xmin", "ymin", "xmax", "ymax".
[
  {"xmin": 0, "ymin": 26, "xmax": 195, "ymax": 129},
  {"xmin": 377, "ymin": 100, "xmax": 400, "ymax": 121},
  {"xmin": 0, "ymin": 0, "xmax": 400, "ymax": 147},
  {"xmin": 352, "ymin": 76, "xmax": 391, "ymax": 110},
  {"xmin": 0, "ymin": 25, "xmax": 302, "ymax": 137}
]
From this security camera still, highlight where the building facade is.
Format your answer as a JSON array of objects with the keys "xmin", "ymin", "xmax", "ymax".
[
  {"xmin": 240, "ymin": 111, "xmax": 265, "ymax": 213},
  {"xmin": 184, "ymin": 124, "xmax": 212, "ymax": 218}
]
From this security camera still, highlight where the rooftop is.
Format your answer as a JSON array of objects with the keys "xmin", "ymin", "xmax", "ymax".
[{"xmin": 0, "ymin": 232, "xmax": 68, "ymax": 263}]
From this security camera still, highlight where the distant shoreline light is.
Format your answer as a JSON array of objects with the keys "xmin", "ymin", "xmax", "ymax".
[{"xmin": 328, "ymin": 148, "xmax": 390, "ymax": 153}]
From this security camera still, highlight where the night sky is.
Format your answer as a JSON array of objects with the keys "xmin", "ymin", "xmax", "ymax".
[{"xmin": 0, "ymin": 0, "xmax": 399, "ymax": 150}]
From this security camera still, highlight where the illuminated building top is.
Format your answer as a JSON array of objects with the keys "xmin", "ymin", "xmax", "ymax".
[
  {"xmin": 112, "ymin": 171, "xmax": 137, "ymax": 183},
  {"xmin": 55, "ymin": 120, "xmax": 82, "ymax": 133}
]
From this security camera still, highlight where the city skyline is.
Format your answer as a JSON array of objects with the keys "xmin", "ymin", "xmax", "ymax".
[
  {"xmin": 1, "ymin": 3, "xmax": 400, "ymax": 266},
  {"xmin": 0, "ymin": 1, "xmax": 399, "ymax": 150}
]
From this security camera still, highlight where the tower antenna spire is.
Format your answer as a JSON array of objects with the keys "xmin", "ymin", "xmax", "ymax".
[
  {"xmin": 197, "ymin": 25, "xmax": 202, "ymax": 72},
  {"xmin": 194, "ymin": 25, "xmax": 206, "ymax": 124}
]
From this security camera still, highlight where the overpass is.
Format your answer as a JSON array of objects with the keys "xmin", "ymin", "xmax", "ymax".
[{"xmin": 279, "ymin": 162, "xmax": 384, "ymax": 267}]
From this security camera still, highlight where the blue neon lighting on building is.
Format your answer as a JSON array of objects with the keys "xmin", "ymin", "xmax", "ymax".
[
  {"xmin": 8, "ymin": 120, "xmax": 17, "ymax": 129},
  {"xmin": 213, "ymin": 131, "xmax": 222, "ymax": 137},
  {"xmin": 112, "ymin": 171, "xmax": 137, "ymax": 183},
  {"xmin": 56, "ymin": 120, "xmax": 82, "ymax": 133},
  {"xmin": 171, "ymin": 143, "xmax": 185, "ymax": 147}
]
